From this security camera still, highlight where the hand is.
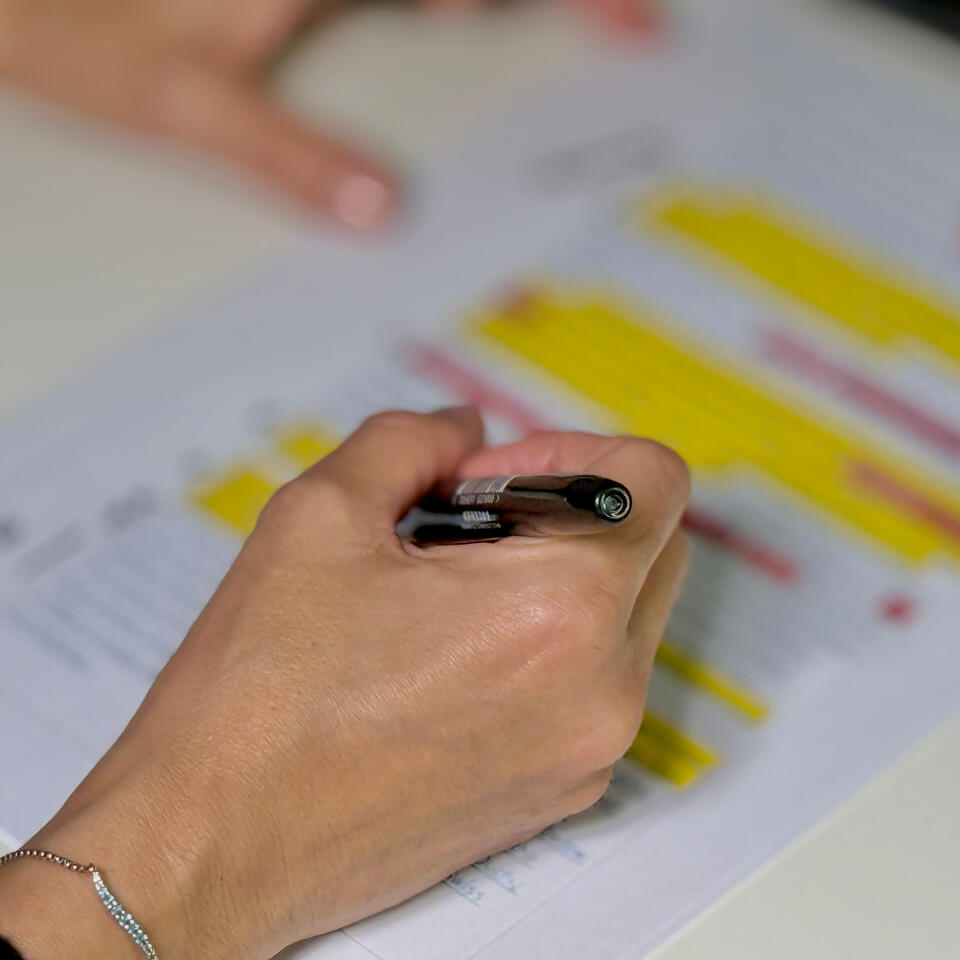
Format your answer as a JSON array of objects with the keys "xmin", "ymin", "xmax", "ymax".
[
  {"xmin": 0, "ymin": 0, "xmax": 399, "ymax": 229},
  {"xmin": 0, "ymin": 408, "xmax": 689, "ymax": 960},
  {"xmin": 0, "ymin": 0, "xmax": 659, "ymax": 229}
]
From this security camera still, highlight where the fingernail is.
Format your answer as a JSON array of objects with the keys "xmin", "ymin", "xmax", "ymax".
[
  {"xmin": 433, "ymin": 405, "xmax": 480, "ymax": 421},
  {"xmin": 331, "ymin": 173, "xmax": 395, "ymax": 230},
  {"xmin": 579, "ymin": 0, "xmax": 661, "ymax": 39}
]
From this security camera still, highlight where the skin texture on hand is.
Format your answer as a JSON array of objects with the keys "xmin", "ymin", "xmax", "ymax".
[
  {"xmin": 0, "ymin": 0, "xmax": 659, "ymax": 228},
  {"xmin": 0, "ymin": 408, "xmax": 689, "ymax": 960}
]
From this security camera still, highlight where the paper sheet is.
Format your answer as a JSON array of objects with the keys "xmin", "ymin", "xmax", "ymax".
[{"xmin": 2, "ymin": 2, "xmax": 960, "ymax": 957}]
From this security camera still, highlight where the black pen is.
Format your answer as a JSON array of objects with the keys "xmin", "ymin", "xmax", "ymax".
[{"xmin": 398, "ymin": 475, "xmax": 633, "ymax": 545}]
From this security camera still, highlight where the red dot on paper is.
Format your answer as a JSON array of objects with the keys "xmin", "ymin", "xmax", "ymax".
[{"xmin": 878, "ymin": 593, "xmax": 916, "ymax": 625}]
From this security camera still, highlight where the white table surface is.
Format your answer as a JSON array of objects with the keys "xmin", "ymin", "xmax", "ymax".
[{"xmin": 1, "ymin": 3, "xmax": 958, "ymax": 957}]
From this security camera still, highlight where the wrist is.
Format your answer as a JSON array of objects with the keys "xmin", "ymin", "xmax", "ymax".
[
  {"xmin": 0, "ymin": 756, "xmax": 253, "ymax": 960},
  {"xmin": 0, "ymin": 856, "xmax": 132, "ymax": 960},
  {"xmin": 32, "ymin": 790, "xmax": 233, "ymax": 960}
]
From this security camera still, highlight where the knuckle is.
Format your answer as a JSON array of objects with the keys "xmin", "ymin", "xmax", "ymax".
[
  {"xmin": 360, "ymin": 409, "xmax": 428, "ymax": 439},
  {"xmin": 638, "ymin": 439, "xmax": 692, "ymax": 506},
  {"xmin": 566, "ymin": 770, "xmax": 614, "ymax": 817},
  {"xmin": 256, "ymin": 483, "xmax": 308, "ymax": 539},
  {"xmin": 592, "ymin": 705, "xmax": 642, "ymax": 767},
  {"xmin": 258, "ymin": 475, "xmax": 350, "ymax": 535},
  {"xmin": 259, "ymin": 480, "xmax": 305, "ymax": 525},
  {"xmin": 564, "ymin": 702, "xmax": 641, "ymax": 773},
  {"xmin": 302, "ymin": 475, "xmax": 355, "ymax": 519}
]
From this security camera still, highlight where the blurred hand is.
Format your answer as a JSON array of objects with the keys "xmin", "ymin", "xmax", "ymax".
[
  {"xmin": 0, "ymin": 408, "xmax": 688, "ymax": 960},
  {"xmin": 0, "ymin": 0, "xmax": 658, "ymax": 229}
]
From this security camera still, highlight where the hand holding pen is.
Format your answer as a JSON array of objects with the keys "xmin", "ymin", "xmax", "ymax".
[{"xmin": 0, "ymin": 409, "xmax": 689, "ymax": 960}]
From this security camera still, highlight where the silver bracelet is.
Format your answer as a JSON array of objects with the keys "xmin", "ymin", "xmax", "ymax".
[{"xmin": 0, "ymin": 848, "xmax": 159, "ymax": 958}]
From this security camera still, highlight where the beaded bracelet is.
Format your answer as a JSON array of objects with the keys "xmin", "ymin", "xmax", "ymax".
[{"xmin": 0, "ymin": 849, "xmax": 160, "ymax": 958}]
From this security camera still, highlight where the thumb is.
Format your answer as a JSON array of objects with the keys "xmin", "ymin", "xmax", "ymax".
[
  {"xmin": 312, "ymin": 407, "xmax": 486, "ymax": 522},
  {"xmin": 148, "ymin": 59, "xmax": 398, "ymax": 229}
]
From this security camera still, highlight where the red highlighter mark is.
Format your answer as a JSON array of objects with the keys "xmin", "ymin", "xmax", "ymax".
[
  {"xmin": 762, "ymin": 330, "xmax": 960, "ymax": 460},
  {"xmin": 851, "ymin": 462, "xmax": 960, "ymax": 546},
  {"xmin": 879, "ymin": 593, "xmax": 917, "ymax": 625},
  {"xmin": 682, "ymin": 507, "xmax": 799, "ymax": 584},
  {"xmin": 406, "ymin": 344, "xmax": 551, "ymax": 435}
]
